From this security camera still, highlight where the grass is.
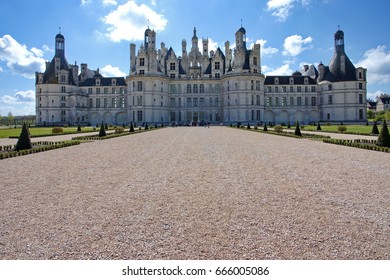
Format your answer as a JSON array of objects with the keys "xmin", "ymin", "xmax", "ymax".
[
  {"xmin": 0, "ymin": 126, "xmax": 97, "ymax": 138},
  {"xmin": 301, "ymin": 124, "xmax": 373, "ymax": 134}
]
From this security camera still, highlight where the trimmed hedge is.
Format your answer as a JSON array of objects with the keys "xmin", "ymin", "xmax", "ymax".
[
  {"xmin": 323, "ymin": 138, "xmax": 390, "ymax": 153},
  {"xmin": 0, "ymin": 140, "xmax": 81, "ymax": 160}
]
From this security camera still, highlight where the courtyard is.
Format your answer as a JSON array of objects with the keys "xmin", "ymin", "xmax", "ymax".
[{"xmin": 0, "ymin": 127, "xmax": 389, "ymax": 259}]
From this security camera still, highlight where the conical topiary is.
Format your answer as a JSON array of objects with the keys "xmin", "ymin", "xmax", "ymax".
[
  {"xmin": 294, "ymin": 121, "xmax": 302, "ymax": 136},
  {"xmin": 371, "ymin": 121, "xmax": 379, "ymax": 135},
  {"xmin": 129, "ymin": 122, "xmax": 135, "ymax": 132},
  {"xmin": 287, "ymin": 121, "xmax": 291, "ymax": 129},
  {"xmin": 14, "ymin": 123, "xmax": 32, "ymax": 151},
  {"xmin": 99, "ymin": 121, "xmax": 106, "ymax": 137},
  {"xmin": 316, "ymin": 122, "xmax": 322, "ymax": 131},
  {"xmin": 145, "ymin": 123, "xmax": 149, "ymax": 130},
  {"xmin": 247, "ymin": 123, "xmax": 251, "ymax": 129},
  {"xmin": 105, "ymin": 123, "xmax": 108, "ymax": 130},
  {"xmin": 377, "ymin": 120, "xmax": 390, "ymax": 147},
  {"xmin": 77, "ymin": 123, "xmax": 81, "ymax": 132},
  {"xmin": 263, "ymin": 123, "xmax": 268, "ymax": 132}
]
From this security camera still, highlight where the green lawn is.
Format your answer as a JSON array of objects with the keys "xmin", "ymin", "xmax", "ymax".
[
  {"xmin": 302, "ymin": 124, "xmax": 373, "ymax": 134},
  {"xmin": 0, "ymin": 127, "xmax": 96, "ymax": 138}
]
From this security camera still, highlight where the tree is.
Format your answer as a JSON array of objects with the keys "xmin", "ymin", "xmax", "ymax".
[
  {"xmin": 14, "ymin": 123, "xmax": 32, "ymax": 151},
  {"xmin": 316, "ymin": 122, "xmax": 322, "ymax": 131},
  {"xmin": 99, "ymin": 121, "xmax": 106, "ymax": 137},
  {"xmin": 294, "ymin": 121, "xmax": 302, "ymax": 136},
  {"xmin": 129, "ymin": 122, "xmax": 135, "ymax": 132},
  {"xmin": 7, "ymin": 112, "xmax": 14, "ymax": 126},
  {"xmin": 377, "ymin": 120, "xmax": 390, "ymax": 148},
  {"xmin": 371, "ymin": 121, "xmax": 379, "ymax": 135}
]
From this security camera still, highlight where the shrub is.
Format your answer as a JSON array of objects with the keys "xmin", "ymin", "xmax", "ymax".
[
  {"xmin": 99, "ymin": 121, "xmax": 106, "ymax": 137},
  {"xmin": 115, "ymin": 127, "xmax": 124, "ymax": 134},
  {"xmin": 263, "ymin": 124, "xmax": 268, "ymax": 132},
  {"xmin": 14, "ymin": 123, "xmax": 32, "ymax": 151},
  {"xmin": 371, "ymin": 121, "xmax": 379, "ymax": 135},
  {"xmin": 129, "ymin": 122, "xmax": 135, "ymax": 132},
  {"xmin": 254, "ymin": 125, "xmax": 258, "ymax": 130},
  {"xmin": 338, "ymin": 125, "xmax": 347, "ymax": 133},
  {"xmin": 294, "ymin": 121, "xmax": 302, "ymax": 136},
  {"xmin": 145, "ymin": 123, "xmax": 149, "ymax": 130},
  {"xmin": 316, "ymin": 122, "xmax": 322, "ymax": 131},
  {"xmin": 52, "ymin": 127, "xmax": 64, "ymax": 134},
  {"xmin": 377, "ymin": 120, "xmax": 390, "ymax": 147},
  {"xmin": 77, "ymin": 123, "xmax": 81, "ymax": 132},
  {"xmin": 274, "ymin": 125, "xmax": 283, "ymax": 133}
]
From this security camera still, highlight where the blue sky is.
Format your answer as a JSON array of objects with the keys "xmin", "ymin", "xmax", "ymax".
[{"xmin": 1, "ymin": 0, "xmax": 390, "ymax": 116}]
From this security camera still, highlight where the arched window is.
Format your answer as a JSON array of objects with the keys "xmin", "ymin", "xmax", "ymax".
[
  {"xmin": 193, "ymin": 84, "xmax": 198, "ymax": 93},
  {"xmin": 187, "ymin": 84, "xmax": 192, "ymax": 93},
  {"xmin": 200, "ymin": 84, "xmax": 204, "ymax": 93}
]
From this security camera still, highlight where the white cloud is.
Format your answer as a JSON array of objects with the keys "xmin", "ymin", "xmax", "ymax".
[
  {"xmin": 102, "ymin": 0, "xmax": 117, "ymax": 6},
  {"xmin": 367, "ymin": 90, "xmax": 385, "ymax": 101},
  {"xmin": 0, "ymin": 35, "xmax": 46, "ymax": 79},
  {"xmin": 267, "ymin": 0, "xmax": 295, "ymax": 22},
  {"xmin": 251, "ymin": 39, "xmax": 279, "ymax": 56},
  {"xmin": 197, "ymin": 38, "xmax": 219, "ymax": 53},
  {"xmin": 282, "ymin": 34, "xmax": 313, "ymax": 56},
  {"xmin": 103, "ymin": 0, "xmax": 168, "ymax": 42},
  {"xmin": 80, "ymin": 0, "xmax": 92, "ymax": 6},
  {"xmin": 42, "ymin": 44, "xmax": 54, "ymax": 53},
  {"xmin": 100, "ymin": 65, "xmax": 126, "ymax": 77},
  {"xmin": 356, "ymin": 45, "xmax": 390, "ymax": 85},
  {"xmin": 0, "ymin": 66, "xmax": 3, "ymax": 72},
  {"xmin": 264, "ymin": 63, "xmax": 294, "ymax": 75},
  {"xmin": 0, "ymin": 90, "xmax": 35, "ymax": 105}
]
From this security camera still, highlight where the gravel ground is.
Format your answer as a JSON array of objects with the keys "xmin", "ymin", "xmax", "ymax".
[{"xmin": 0, "ymin": 127, "xmax": 389, "ymax": 259}]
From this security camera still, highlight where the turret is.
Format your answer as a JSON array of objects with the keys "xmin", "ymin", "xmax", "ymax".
[
  {"xmin": 202, "ymin": 38, "xmax": 208, "ymax": 57},
  {"xmin": 191, "ymin": 27, "xmax": 199, "ymax": 52},
  {"xmin": 55, "ymin": 33, "xmax": 65, "ymax": 57}
]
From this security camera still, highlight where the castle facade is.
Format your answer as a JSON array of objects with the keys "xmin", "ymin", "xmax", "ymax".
[{"xmin": 35, "ymin": 26, "xmax": 367, "ymax": 126}]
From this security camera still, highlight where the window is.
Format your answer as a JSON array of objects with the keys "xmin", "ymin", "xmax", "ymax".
[
  {"xmin": 256, "ymin": 95, "xmax": 260, "ymax": 106},
  {"xmin": 120, "ymin": 87, "xmax": 125, "ymax": 94},
  {"xmin": 89, "ymin": 98, "xmax": 93, "ymax": 108},
  {"xmin": 193, "ymin": 98, "xmax": 198, "ymax": 107},
  {"xmin": 193, "ymin": 84, "xmax": 198, "ymax": 93},
  {"xmin": 311, "ymin": 86, "xmax": 316, "ymax": 92},
  {"xmin": 282, "ymin": 97, "xmax": 287, "ymax": 107},
  {"xmin": 256, "ymin": 81, "xmax": 260, "ymax": 91},
  {"xmin": 305, "ymin": 86, "xmax": 308, "ymax": 92},
  {"xmin": 290, "ymin": 86, "xmax": 294, "ymax": 92},
  {"xmin": 96, "ymin": 88, "xmax": 100, "ymax": 94},
  {"xmin": 169, "ymin": 84, "xmax": 176, "ymax": 94},
  {"xmin": 61, "ymin": 86, "xmax": 66, "ymax": 93},
  {"xmin": 253, "ymin": 57, "xmax": 258, "ymax": 66},
  {"xmin": 104, "ymin": 88, "xmax": 108, "ymax": 94},
  {"xmin": 275, "ymin": 96, "xmax": 279, "ymax": 106},
  {"xmin": 170, "ymin": 62, "xmax": 176, "ymax": 71},
  {"xmin": 88, "ymin": 88, "xmax": 92, "ymax": 94},
  {"xmin": 200, "ymin": 97, "xmax": 205, "ymax": 107},
  {"xmin": 112, "ymin": 88, "xmax": 117, "ymax": 94},
  {"xmin": 328, "ymin": 84, "xmax": 332, "ymax": 91},
  {"xmin": 170, "ymin": 73, "xmax": 176, "ymax": 78},
  {"xmin": 137, "ymin": 110, "xmax": 143, "ymax": 122},
  {"xmin": 137, "ymin": 81, "xmax": 143, "ymax": 91},
  {"xmin": 328, "ymin": 95, "xmax": 333, "ymax": 105},
  {"xmin": 139, "ymin": 70, "xmax": 145, "ymax": 75},
  {"xmin": 359, "ymin": 94, "xmax": 363, "ymax": 104},
  {"xmin": 359, "ymin": 72, "xmax": 362, "ymax": 79},
  {"xmin": 170, "ymin": 98, "xmax": 176, "ymax": 107},
  {"xmin": 266, "ymin": 86, "xmax": 272, "ymax": 93},
  {"xmin": 290, "ymin": 96, "xmax": 294, "ymax": 106},
  {"xmin": 120, "ymin": 98, "xmax": 125, "ymax": 108},
  {"xmin": 327, "ymin": 113, "xmax": 330, "ymax": 120},
  {"xmin": 251, "ymin": 95, "xmax": 254, "ymax": 105},
  {"xmin": 186, "ymin": 97, "xmax": 192, "ymax": 107},
  {"xmin": 305, "ymin": 97, "xmax": 308, "ymax": 106},
  {"xmin": 266, "ymin": 97, "xmax": 272, "ymax": 107},
  {"xmin": 359, "ymin": 83, "xmax": 363, "ymax": 90},
  {"xmin": 61, "ymin": 75, "xmax": 66, "ymax": 82},
  {"xmin": 96, "ymin": 98, "xmax": 100, "ymax": 108},
  {"xmin": 256, "ymin": 110, "xmax": 260, "ymax": 121},
  {"xmin": 140, "ymin": 58, "xmax": 145, "ymax": 66},
  {"xmin": 282, "ymin": 86, "xmax": 287, "ymax": 93},
  {"xmin": 359, "ymin": 109, "xmax": 364, "ymax": 120},
  {"xmin": 311, "ymin": 96, "xmax": 316, "ymax": 106},
  {"xmin": 137, "ymin": 96, "xmax": 143, "ymax": 106},
  {"xmin": 187, "ymin": 84, "xmax": 192, "ymax": 93},
  {"xmin": 297, "ymin": 86, "xmax": 302, "ymax": 93},
  {"xmin": 200, "ymin": 84, "xmax": 204, "ymax": 93},
  {"xmin": 297, "ymin": 96, "xmax": 302, "ymax": 106},
  {"xmin": 215, "ymin": 84, "xmax": 221, "ymax": 93},
  {"xmin": 215, "ymin": 97, "xmax": 220, "ymax": 107},
  {"xmin": 275, "ymin": 86, "xmax": 279, "ymax": 93},
  {"xmin": 215, "ymin": 62, "xmax": 220, "ymax": 70},
  {"xmin": 215, "ymin": 73, "xmax": 220, "ymax": 78},
  {"xmin": 104, "ymin": 98, "xmax": 108, "ymax": 108}
]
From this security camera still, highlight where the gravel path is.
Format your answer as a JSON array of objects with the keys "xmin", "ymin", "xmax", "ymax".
[{"xmin": 0, "ymin": 127, "xmax": 389, "ymax": 259}]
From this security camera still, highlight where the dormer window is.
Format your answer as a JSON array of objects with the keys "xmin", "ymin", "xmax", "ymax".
[
  {"xmin": 112, "ymin": 79, "xmax": 116, "ymax": 86},
  {"xmin": 289, "ymin": 78, "xmax": 294, "ymax": 84},
  {"xmin": 140, "ymin": 58, "xmax": 145, "ymax": 66},
  {"xmin": 96, "ymin": 79, "xmax": 100, "ymax": 86},
  {"xmin": 304, "ymin": 77, "xmax": 308, "ymax": 84},
  {"xmin": 274, "ymin": 77, "xmax": 279, "ymax": 84}
]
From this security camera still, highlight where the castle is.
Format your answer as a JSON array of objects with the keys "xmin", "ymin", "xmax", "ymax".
[{"xmin": 35, "ymin": 26, "xmax": 367, "ymax": 126}]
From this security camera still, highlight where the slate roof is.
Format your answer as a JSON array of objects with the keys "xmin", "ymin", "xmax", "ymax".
[
  {"xmin": 79, "ymin": 77, "xmax": 127, "ymax": 87},
  {"xmin": 264, "ymin": 75, "xmax": 317, "ymax": 85}
]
